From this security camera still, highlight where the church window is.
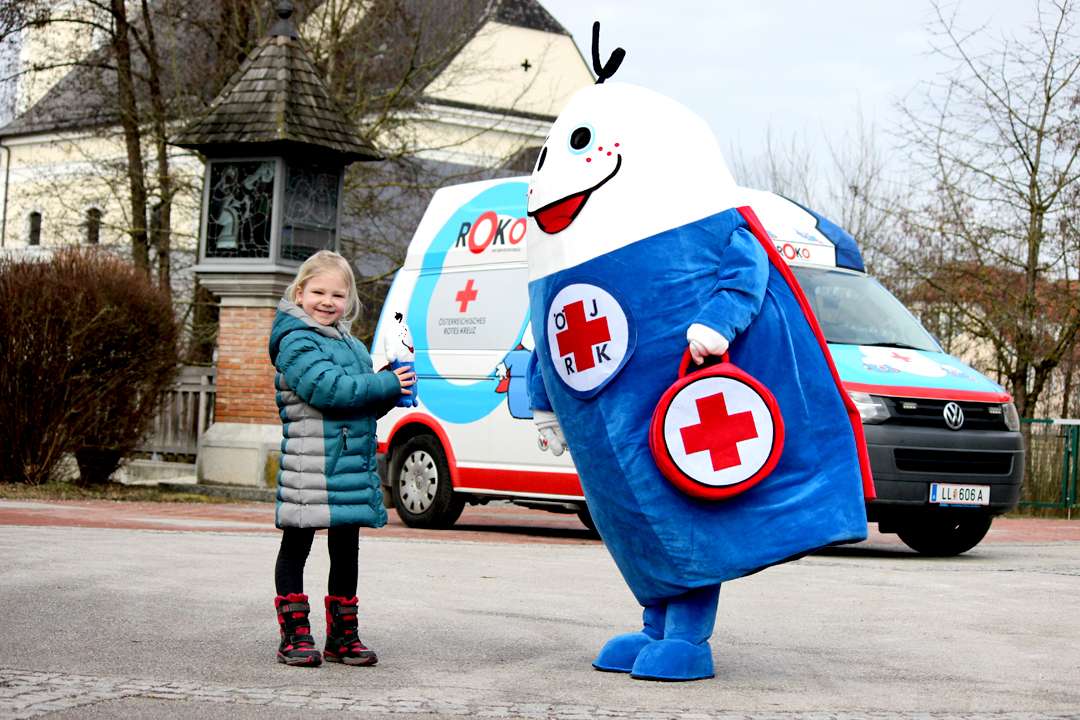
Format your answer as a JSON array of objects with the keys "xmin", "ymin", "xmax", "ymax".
[
  {"xmin": 28, "ymin": 211, "xmax": 41, "ymax": 246},
  {"xmin": 85, "ymin": 208, "xmax": 101, "ymax": 244}
]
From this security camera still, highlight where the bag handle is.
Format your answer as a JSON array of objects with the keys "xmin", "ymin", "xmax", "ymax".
[{"xmin": 678, "ymin": 347, "xmax": 731, "ymax": 379}]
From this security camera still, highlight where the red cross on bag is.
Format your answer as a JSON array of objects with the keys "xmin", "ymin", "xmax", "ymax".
[{"xmin": 649, "ymin": 349, "xmax": 785, "ymax": 501}]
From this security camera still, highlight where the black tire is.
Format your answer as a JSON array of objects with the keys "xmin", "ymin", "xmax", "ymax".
[
  {"xmin": 896, "ymin": 514, "xmax": 993, "ymax": 556},
  {"xmin": 390, "ymin": 435, "xmax": 464, "ymax": 529},
  {"xmin": 577, "ymin": 505, "xmax": 600, "ymax": 537}
]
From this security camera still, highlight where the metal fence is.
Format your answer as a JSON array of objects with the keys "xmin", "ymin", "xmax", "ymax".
[
  {"xmin": 1019, "ymin": 419, "xmax": 1079, "ymax": 512},
  {"xmin": 136, "ymin": 366, "xmax": 216, "ymax": 461}
]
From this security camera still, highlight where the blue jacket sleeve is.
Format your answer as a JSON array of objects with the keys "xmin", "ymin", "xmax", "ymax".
[
  {"xmin": 276, "ymin": 333, "xmax": 402, "ymax": 414},
  {"xmin": 691, "ymin": 226, "xmax": 769, "ymax": 341},
  {"xmin": 526, "ymin": 350, "xmax": 553, "ymax": 413}
]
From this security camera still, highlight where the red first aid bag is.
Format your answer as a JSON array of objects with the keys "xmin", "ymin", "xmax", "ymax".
[{"xmin": 649, "ymin": 350, "xmax": 785, "ymax": 501}]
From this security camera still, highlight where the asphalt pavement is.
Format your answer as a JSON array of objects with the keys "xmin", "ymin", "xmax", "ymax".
[{"xmin": 1, "ymin": 500, "xmax": 1078, "ymax": 720}]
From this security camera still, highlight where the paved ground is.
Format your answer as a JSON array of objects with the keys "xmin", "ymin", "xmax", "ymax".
[
  {"xmin": 1, "ymin": 500, "xmax": 1078, "ymax": 719},
  {"xmin": 3, "ymin": 499, "xmax": 1078, "ymax": 545},
  {"xmin": 0, "ymin": 501, "xmax": 603, "ymax": 545}
]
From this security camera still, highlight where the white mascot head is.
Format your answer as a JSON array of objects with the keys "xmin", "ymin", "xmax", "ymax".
[
  {"xmin": 526, "ymin": 32, "xmax": 738, "ymax": 281},
  {"xmin": 383, "ymin": 311, "xmax": 414, "ymax": 364}
]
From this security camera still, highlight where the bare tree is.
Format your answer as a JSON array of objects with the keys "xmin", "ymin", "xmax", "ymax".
[
  {"xmin": 1, "ymin": 0, "xmax": 569, "ymax": 346},
  {"xmin": 892, "ymin": 0, "xmax": 1080, "ymax": 418},
  {"xmin": 821, "ymin": 108, "xmax": 910, "ymax": 278},
  {"xmin": 297, "ymin": 0, "xmax": 560, "ymax": 340},
  {"xmin": 728, "ymin": 123, "xmax": 819, "ymax": 208},
  {"xmin": 0, "ymin": 0, "xmax": 262, "ymax": 284},
  {"xmin": 727, "ymin": 109, "xmax": 906, "ymax": 278}
]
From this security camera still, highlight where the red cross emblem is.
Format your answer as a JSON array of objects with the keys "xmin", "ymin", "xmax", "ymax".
[
  {"xmin": 555, "ymin": 300, "xmax": 610, "ymax": 372},
  {"xmin": 455, "ymin": 279, "xmax": 478, "ymax": 313},
  {"xmin": 679, "ymin": 392, "xmax": 759, "ymax": 471},
  {"xmin": 649, "ymin": 353, "xmax": 785, "ymax": 501}
]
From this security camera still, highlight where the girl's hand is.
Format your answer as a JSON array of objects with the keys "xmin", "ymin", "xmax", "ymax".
[{"xmin": 393, "ymin": 365, "xmax": 416, "ymax": 394}]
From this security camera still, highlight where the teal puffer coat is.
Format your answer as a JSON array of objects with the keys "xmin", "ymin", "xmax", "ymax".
[{"xmin": 268, "ymin": 299, "xmax": 402, "ymax": 529}]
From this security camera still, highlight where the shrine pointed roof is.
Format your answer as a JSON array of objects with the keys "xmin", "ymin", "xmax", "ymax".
[{"xmin": 170, "ymin": 4, "xmax": 378, "ymax": 163}]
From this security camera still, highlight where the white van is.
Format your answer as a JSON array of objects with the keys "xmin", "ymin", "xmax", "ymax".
[
  {"xmin": 733, "ymin": 187, "xmax": 1024, "ymax": 556},
  {"xmin": 372, "ymin": 177, "xmax": 587, "ymax": 530},
  {"xmin": 374, "ymin": 178, "xmax": 1025, "ymax": 555}
]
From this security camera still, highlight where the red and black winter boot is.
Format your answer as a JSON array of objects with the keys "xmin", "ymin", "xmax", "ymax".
[
  {"xmin": 324, "ymin": 596, "xmax": 378, "ymax": 666},
  {"xmin": 275, "ymin": 593, "xmax": 322, "ymax": 666}
]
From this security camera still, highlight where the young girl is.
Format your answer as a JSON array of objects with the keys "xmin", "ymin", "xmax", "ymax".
[{"xmin": 268, "ymin": 250, "xmax": 414, "ymax": 667}]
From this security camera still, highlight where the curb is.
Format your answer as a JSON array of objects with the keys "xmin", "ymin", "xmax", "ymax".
[{"xmin": 157, "ymin": 482, "xmax": 276, "ymax": 503}]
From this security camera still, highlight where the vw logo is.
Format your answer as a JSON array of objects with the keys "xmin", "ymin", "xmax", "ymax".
[{"xmin": 943, "ymin": 402, "xmax": 965, "ymax": 430}]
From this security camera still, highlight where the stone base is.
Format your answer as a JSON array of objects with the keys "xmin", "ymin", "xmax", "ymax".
[
  {"xmin": 197, "ymin": 422, "xmax": 281, "ymax": 488},
  {"xmin": 116, "ymin": 460, "xmax": 199, "ymax": 485}
]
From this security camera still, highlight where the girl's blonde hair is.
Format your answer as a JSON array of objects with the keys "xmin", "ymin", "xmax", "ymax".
[{"xmin": 285, "ymin": 250, "xmax": 362, "ymax": 325}]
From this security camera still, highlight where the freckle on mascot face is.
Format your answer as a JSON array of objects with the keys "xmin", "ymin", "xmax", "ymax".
[{"xmin": 524, "ymin": 81, "xmax": 873, "ymax": 682}]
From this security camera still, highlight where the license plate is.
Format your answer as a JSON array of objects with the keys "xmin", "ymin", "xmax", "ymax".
[{"xmin": 930, "ymin": 483, "xmax": 990, "ymax": 506}]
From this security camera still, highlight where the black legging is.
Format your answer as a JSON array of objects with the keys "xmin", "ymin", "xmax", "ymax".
[{"xmin": 274, "ymin": 525, "xmax": 360, "ymax": 599}]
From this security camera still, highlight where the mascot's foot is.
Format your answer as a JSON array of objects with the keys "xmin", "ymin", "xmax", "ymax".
[
  {"xmin": 593, "ymin": 632, "xmax": 657, "ymax": 673},
  {"xmin": 629, "ymin": 639, "xmax": 714, "ymax": 682}
]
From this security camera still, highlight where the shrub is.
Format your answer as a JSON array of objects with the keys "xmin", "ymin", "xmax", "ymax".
[{"xmin": 0, "ymin": 249, "xmax": 180, "ymax": 484}]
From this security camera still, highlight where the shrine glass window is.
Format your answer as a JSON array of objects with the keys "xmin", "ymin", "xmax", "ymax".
[
  {"xmin": 279, "ymin": 163, "xmax": 339, "ymax": 262},
  {"xmin": 204, "ymin": 160, "xmax": 275, "ymax": 259}
]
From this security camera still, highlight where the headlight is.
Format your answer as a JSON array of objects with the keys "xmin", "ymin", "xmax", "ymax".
[
  {"xmin": 848, "ymin": 392, "xmax": 890, "ymax": 424},
  {"xmin": 1002, "ymin": 402, "xmax": 1020, "ymax": 431}
]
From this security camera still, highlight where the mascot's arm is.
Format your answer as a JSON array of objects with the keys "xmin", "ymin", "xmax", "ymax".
[
  {"xmin": 525, "ymin": 350, "xmax": 552, "ymax": 413},
  {"xmin": 526, "ymin": 351, "xmax": 566, "ymax": 456},
  {"xmin": 690, "ymin": 225, "xmax": 769, "ymax": 349}
]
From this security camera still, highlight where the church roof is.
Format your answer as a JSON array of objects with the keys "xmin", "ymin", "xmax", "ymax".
[
  {"xmin": 169, "ymin": 5, "xmax": 377, "ymax": 162},
  {"xmin": 0, "ymin": 0, "xmax": 570, "ymax": 144},
  {"xmin": 494, "ymin": 0, "xmax": 568, "ymax": 35}
]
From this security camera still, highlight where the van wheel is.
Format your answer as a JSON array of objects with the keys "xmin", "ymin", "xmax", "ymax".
[
  {"xmin": 577, "ymin": 505, "xmax": 600, "ymax": 537},
  {"xmin": 391, "ymin": 435, "xmax": 464, "ymax": 529},
  {"xmin": 896, "ymin": 514, "xmax": 993, "ymax": 556}
]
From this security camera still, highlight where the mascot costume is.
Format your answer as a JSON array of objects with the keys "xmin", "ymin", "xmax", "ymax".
[{"xmin": 525, "ymin": 25, "xmax": 874, "ymax": 682}]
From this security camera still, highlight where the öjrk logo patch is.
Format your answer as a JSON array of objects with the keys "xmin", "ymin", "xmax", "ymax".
[{"xmin": 544, "ymin": 277, "xmax": 636, "ymax": 399}]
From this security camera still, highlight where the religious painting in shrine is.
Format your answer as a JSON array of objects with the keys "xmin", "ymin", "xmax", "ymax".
[{"xmin": 204, "ymin": 160, "xmax": 275, "ymax": 259}]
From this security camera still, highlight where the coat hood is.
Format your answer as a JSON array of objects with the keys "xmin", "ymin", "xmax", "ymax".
[{"xmin": 269, "ymin": 297, "xmax": 349, "ymax": 363}]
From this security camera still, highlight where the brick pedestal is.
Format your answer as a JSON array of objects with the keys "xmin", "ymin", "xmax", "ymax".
[
  {"xmin": 194, "ymin": 271, "xmax": 294, "ymax": 488},
  {"xmin": 215, "ymin": 306, "xmax": 279, "ymax": 423}
]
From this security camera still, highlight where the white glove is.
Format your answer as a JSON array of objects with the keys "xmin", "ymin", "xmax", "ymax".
[
  {"xmin": 686, "ymin": 323, "xmax": 730, "ymax": 365},
  {"xmin": 533, "ymin": 409, "xmax": 567, "ymax": 456}
]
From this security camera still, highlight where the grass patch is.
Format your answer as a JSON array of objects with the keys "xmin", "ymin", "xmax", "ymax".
[
  {"xmin": 1006, "ymin": 505, "xmax": 1078, "ymax": 520},
  {"xmin": 0, "ymin": 480, "xmax": 249, "ymax": 504}
]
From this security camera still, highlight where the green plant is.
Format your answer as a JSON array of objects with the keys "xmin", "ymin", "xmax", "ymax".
[{"xmin": 0, "ymin": 248, "xmax": 179, "ymax": 485}]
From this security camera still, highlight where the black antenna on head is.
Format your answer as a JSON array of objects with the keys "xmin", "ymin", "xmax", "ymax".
[
  {"xmin": 394, "ymin": 312, "xmax": 403, "ymax": 322},
  {"xmin": 591, "ymin": 21, "xmax": 625, "ymax": 84}
]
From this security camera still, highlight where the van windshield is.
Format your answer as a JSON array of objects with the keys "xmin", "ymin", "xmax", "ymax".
[{"xmin": 788, "ymin": 266, "xmax": 940, "ymax": 352}]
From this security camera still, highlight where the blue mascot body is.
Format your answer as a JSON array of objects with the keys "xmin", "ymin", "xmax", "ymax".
[{"xmin": 524, "ymin": 39, "xmax": 872, "ymax": 682}]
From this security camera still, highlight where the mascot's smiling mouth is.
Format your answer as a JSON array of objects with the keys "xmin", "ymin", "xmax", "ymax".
[{"xmin": 530, "ymin": 156, "xmax": 622, "ymax": 234}]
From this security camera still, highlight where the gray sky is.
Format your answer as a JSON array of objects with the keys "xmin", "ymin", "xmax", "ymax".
[{"xmin": 535, "ymin": 1, "xmax": 1041, "ymax": 164}]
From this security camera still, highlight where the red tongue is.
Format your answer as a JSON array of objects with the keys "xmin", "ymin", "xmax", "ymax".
[{"xmin": 535, "ymin": 194, "xmax": 586, "ymax": 233}]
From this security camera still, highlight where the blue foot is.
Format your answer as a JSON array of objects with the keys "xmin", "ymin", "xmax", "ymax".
[
  {"xmin": 593, "ymin": 632, "xmax": 657, "ymax": 673},
  {"xmin": 629, "ymin": 639, "xmax": 714, "ymax": 681}
]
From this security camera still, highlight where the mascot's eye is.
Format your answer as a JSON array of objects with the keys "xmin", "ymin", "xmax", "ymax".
[
  {"xmin": 536, "ymin": 146, "xmax": 547, "ymax": 171},
  {"xmin": 568, "ymin": 124, "xmax": 595, "ymax": 154}
]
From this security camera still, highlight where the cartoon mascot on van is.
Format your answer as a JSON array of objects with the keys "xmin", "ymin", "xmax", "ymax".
[{"xmin": 524, "ymin": 26, "xmax": 873, "ymax": 682}]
